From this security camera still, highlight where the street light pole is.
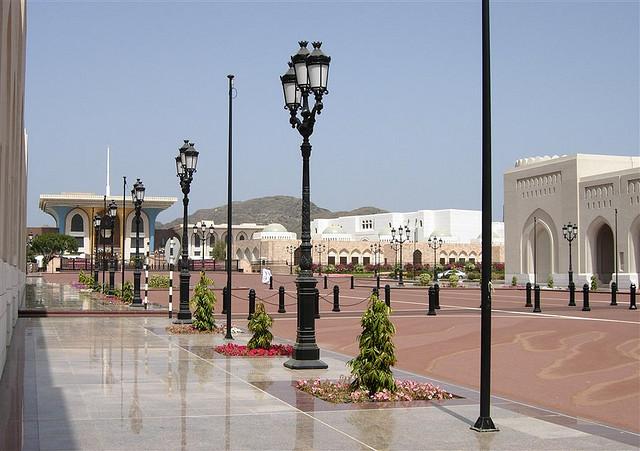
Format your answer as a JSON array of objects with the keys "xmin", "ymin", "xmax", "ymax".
[
  {"xmin": 472, "ymin": 0, "xmax": 498, "ymax": 432},
  {"xmin": 225, "ymin": 74, "xmax": 235, "ymax": 340},
  {"xmin": 192, "ymin": 221, "xmax": 214, "ymax": 269},
  {"xmin": 390, "ymin": 225, "xmax": 410, "ymax": 286},
  {"xmin": 562, "ymin": 222, "xmax": 578, "ymax": 306},
  {"xmin": 428, "ymin": 236, "xmax": 443, "ymax": 283},
  {"xmin": 93, "ymin": 215, "xmax": 101, "ymax": 283},
  {"xmin": 286, "ymin": 244, "xmax": 296, "ymax": 274},
  {"xmin": 107, "ymin": 200, "xmax": 117, "ymax": 295},
  {"xmin": 314, "ymin": 243, "xmax": 326, "ymax": 275},
  {"xmin": 370, "ymin": 243, "xmax": 382, "ymax": 277},
  {"xmin": 281, "ymin": 41, "xmax": 330, "ymax": 370},
  {"xmin": 131, "ymin": 180, "xmax": 145, "ymax": 307},
  {"xmin": 174, "ymin": 140, "xmax": 199, "ymax": 323},
  {"xmin": 533, "ymin": 216, "xmax": 538, "ymax": 286}
]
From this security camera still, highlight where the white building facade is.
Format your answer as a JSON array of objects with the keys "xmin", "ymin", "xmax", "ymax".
[{"xmin": 504, "ymin": 154, "xmax": 640, "ymax": 287}]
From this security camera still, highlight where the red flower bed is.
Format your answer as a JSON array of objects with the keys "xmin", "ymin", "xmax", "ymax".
[{"xmin": 214, "ymin": 343, "xmax": 293, "ymax": 357}]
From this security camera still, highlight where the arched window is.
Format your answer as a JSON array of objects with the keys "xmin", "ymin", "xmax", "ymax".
[
  {"xmin": 71, "ymin": 214, "xmax": 84, "ymax": 232},
  {"xmin": 131, "ymin": 217, "xmax": 144, "ymax": 233}
]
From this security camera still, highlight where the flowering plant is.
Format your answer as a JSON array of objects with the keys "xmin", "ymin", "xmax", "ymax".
[{"xmin": 214, "ymin": 343, "xmax": 293, "ymax": 357}]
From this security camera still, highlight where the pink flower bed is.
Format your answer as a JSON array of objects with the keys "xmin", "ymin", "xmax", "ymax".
[{"xmin": 214, "ymin": 343, "xmax": 293, "ymax": 357}]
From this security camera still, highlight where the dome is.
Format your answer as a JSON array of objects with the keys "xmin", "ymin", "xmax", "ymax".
[
  {"xmin": 263, "ymin": 223, "xmax": 287, "ymax": 233},
  {"xmin": 322, "ymin": 224, "xmax": 343, "ymax": 234}
]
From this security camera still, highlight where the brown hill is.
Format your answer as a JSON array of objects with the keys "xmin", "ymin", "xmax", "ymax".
[{"xmin": 157, "ymin": 195, "xmax": 387, "ymax": 236}]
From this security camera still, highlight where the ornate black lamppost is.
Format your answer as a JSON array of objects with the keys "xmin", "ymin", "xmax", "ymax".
[
  {"xmin": 174, "ymin": 141, "xmax": 199, "ymax": 322},
  {"xmin": 428, "ymin": 236, "xmax": 443, "ymax": 283},
  {"xmin": 314, "ymin": 243, "xmax": 326, "ymax": 275},
  {"xmin": 280, "ymin": 40, "xmax": 330, "ymax": 370},
  {"xmin": 370, "ymin": 242, "xmax": 382, "ymax": 277},
  {"xmin": 562, "ymin": 222, "xmax": 577, "ymax": 306},
  {"xmin": 192, "ymin": 221, "xmax": 214, "ymax": 268},
  {"xmin": 286, "ymin": 244, "xmax": 296, "ymax": 274},
  {"xmin": 131, "ymin": 179, "xmax": 146, "ymax": 307},
  {"xmin": 107, "ymin": 200, "xmax": 117, "ymax": 294},
  {"xmin": 93, "ymin": 214, "xmax": 101, "ymax": 283},
  {"xmin": 391, "ymin": 225, "xmax": 410, "ymax": 286}
]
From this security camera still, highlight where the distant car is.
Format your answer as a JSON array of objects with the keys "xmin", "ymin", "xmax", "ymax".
[{"xmin": 437, "ymin": 269, "xmax": 466, "ymax": 280}]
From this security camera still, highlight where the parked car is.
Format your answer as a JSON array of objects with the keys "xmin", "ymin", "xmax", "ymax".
[{"xmin": 437, "ymin": 269, "xmax": 467, "ymax": 279}]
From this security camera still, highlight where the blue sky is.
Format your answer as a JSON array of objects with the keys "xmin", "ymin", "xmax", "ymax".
[{"xmin": 26, "ymin": 1, "xmax": 639, "ymax": 226}]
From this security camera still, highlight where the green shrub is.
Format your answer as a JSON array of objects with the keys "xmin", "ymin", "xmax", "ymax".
[
  {"xmin": 148, "ymin": 275, "xmax": 170, "ymax": 288},
  {"xmin": 418, "ymin": 272, "xmax": 432, "ymax": 286},
  {"xmin": 190, "ymin": 272, "xmax": 217, "ymax": 331},
  {"xmin": 247, "ymin": 302, "xmax": 273, "ymax": 350},
  {"xmin": 547, "ymin": 275, "xmax": 554, "ymax": 288},
  {"xmin": 78, "ymin": 271, "xmax": 93, "ymax": 286},
  {"xmin": 348, "ymin": 293, "xmax": 397, "ymax": 395},
  {"xmin": 467, "ymin": 271, "xmax": 481, "ymax": 281},
  {"xmin": 353, "ymin": 264, "xmax": 365, "ymax": 273},
  {"xmin": 449, "ymin": 273, "xmax": 459, "ymax": 288},
  {"xmin": 120, "ymin": 282, "xmax": 133, "ymax": 303},
  {"xmin": 590, "ymin": 275, "xmax": 598, "ymax": 291},
  {"xmin": 324, "ymin": 264, "xmax": 336, "ymax": 274},
  {"xmin": 511, "ymin": 276, "xmax": 518, "ymax": 287}
]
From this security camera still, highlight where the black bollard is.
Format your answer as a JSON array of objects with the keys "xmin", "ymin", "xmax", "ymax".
[
  {"xmin": 384, "ymin": 284, "xmax": 391, "ymax": 308},
  {"xmin": 630, "ymin": 283, "xmax": 637, "ymax": 310},
  {"xmin": 533, "ymin": 284, "xmax": 541, "ymax": 313},
  {"xmin": 568, "ymin": 282, "xmax": 576, "ymax": 307},
  {"xmin": 525, "ymin": 282, "xmax": 532, "ymax": 307},
  {"xmin": 248, "ymin": 289, "xmax": 256, "ymax": 320},
  {"xmin": 323, "ymin": 275, "xmax": 328, "ymax": 290},
  {"xmin": 314, "ymin": 288, "xmax": 320, "ymax": 319},
  {"xmin": 610, "ymin": 282, "xmax": 617, "ymax": 306},
  {"xmin": 333, "ymin": 285, "xmax": 340, "ymax": 312},
  {"xmin": 582, "ymin": 283, "xmax": 590, "ymax": 311},
  {"xmin": 427, "ymin": 286, "xmax": 436, "ymax": 316},
  {"xmin": 222, "ymin": 286, "xmax": 228, "ymax": 314},
  {"xmin": 434, "ymin": 283, "xmax": 440, "ymax": 309},
  {"xmin": 269, "ymin": 275, "xmax": 273, "ymax": 290},
  {"xmin": 350, "ymin": 275, "xmax": 355, "ymax": 289},
  {"xmin": 376, "ymin": 275, "xmax": 380, "ymax": 291},
  {"xmin": 278, "ymin": 286, "xmax": 286, "ymax": 313}
]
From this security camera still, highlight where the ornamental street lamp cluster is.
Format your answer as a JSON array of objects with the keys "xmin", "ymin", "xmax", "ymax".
[
  {"xmin": 314, "ymin": 243, "xmax": 326, "ymax": 274},
  {"xmin": 193, "ymin": 221, "xmax": 215, "ymax": 266},
  {"xmin": 428, "ymin": 236, "xmax": 443, "ymax": 283},
  {"xmin": 369, "ymin": 242, "xmax": 382, "ymax": 277},
  {"xmin": 131, "ymin": 179, "xmax": 146, "ymax": 307},
  {"xmin": 285, "ymin": 244, "xmax": 296, "ymax": 274},
  {"xmin": 280, "ymin": 40, "xmax": 330, "ymax": 370},
  {"xmin": 390, "ymin": 224, "xmax": 411, "ymax": 286},
  {"xmin": 562, "ymin": 222, "xmax": 578, "ymax": 306},
  {"xmin": 106, "ymin": 200, "xmax": 117, "ymax": 294},
  {"xmin": 174, "ymin": 140, "xmax": 199, "ymax": 322},
  {"xmin": 93, "ymin": 214, "xmax": 101, "ymax": 283}
]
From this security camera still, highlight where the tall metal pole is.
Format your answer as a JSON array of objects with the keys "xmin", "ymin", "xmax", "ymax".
[
  {"xmin": 225, "ymin": 74, "xmax": 234, "ymax": 340},
  {"xmin": 102, "ymin": 195, "xmax": 106, "ymax": 289},
  {"xmin": 90, "ymin": 207, "xmax": 94, "ymax": 279},
  {"xmin": 122, "ymin": 176, "xmax": 126, "ymax": 289},
  {"xmin": 614, "ymin": 208, "xmax": 618, "ymax": 287},
  {"xmin": 534, "ymin": 216, "xmax": 537, "ymax": 286},
  {"xmin": 177, "ymin": 181, "xmax": 192, "ymax": 322},
  {"xmin": 132, "ymin": 203, "xmax": 142, "ymax": 306},
  {"xmin": 473, "ymin": 0, "xmax": 498, "ymax": 432}
]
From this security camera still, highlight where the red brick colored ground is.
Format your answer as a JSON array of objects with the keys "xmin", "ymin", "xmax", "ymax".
[{"xmin": 38, "ymin": 271, "xmax": 640, "ymax": 432}]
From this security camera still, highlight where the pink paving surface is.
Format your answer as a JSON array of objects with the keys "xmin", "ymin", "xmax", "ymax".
[{"xmin": 38, "ymin": 271, "xmax": 640, "ymax": 432}]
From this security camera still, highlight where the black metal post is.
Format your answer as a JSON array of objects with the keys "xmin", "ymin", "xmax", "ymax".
[
  {"xmin": 435, "ymin": 282, "xmax": 440, "ymax": 310},
  {"xmin": 428, "ymin": 286, "xmax": 436, "ymax": 316},
  {"xmin": 614, "ymin": 208, "xmax": 618, "ymax": 289},
  {"xmin": 278, "ymin": 286, "xmax": 286, "ymax": 313},
  {"xmin": 610, "ymin": 282, "xmax": 617, "ymax": 306},
  {"xmin": 109, "ymin": 217, "xmax": 115, "ymax": 294},
  {"xmin": 323, "ymin": 275, "xmax": 327, "ymax": 289},
  {"xmin": 525, "ymin": 282, "xmax": 532, "ymax": 307},
  {"xmin": 314, "ymin": 288, "xmax": 320, "ymax": 319},
  {"xmin": 177, "ymin": 171, "xmax": 192, "ymax": 323},
  {"xmin": 248, "ymin": 288, "xmax": 255, "ymax": 320},
  {"xmin": 384, "ymin": 284, "xmax": 391, "ymax": 308},
  {"xmin": 630, "ymin": 283, "xmax": 637, "ymax": 310},
  {"xmin": 582, "ymin": 283, "xmax": 590, "ymax": 311},
  {"xmin": 472, "ymin": 0, "xmax": 497, "ymax": 432},
  {"xmin": 122, "ymin": 176, "xmax": 126, "ymax": 290},
  {"xmin": 225, "ymin": 74, "xmax": 235, "ymax": 340},
  {"xmin": 350, "ymin": 275, "xmax": 354, "ymax": 289},
  {"xmin": 222, "ymin": 286, "xmax": 228, "ymax": 314},
  {"xmin": 132, "ymin": 203, "xmax": 143, "ymax": 306},
  {"xmin": 332, "ymin": 285, "xmax": 340, "ymax": 312},
  {"xmin": 533, "ymin": 284, "xmax": 541, "ymax": 313}
]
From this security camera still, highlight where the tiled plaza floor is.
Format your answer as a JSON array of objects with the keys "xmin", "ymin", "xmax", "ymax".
[{"xmin": 1, "ymin": 280, "xmax": 638, "ymax": 450}]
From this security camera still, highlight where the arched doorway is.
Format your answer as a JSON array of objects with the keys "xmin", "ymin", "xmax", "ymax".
[
  {"xmin": 630, "ymin": 216, "xmax": 640, "ymax": 275},
  {"xmin": 413, "ymin": 249, "xmax": 422, "ymax": 266},
  {"xmin": 595, "ymin": 223, "xmax": 614, "ymax": 284},
  {"xmin": 521, "ymin": 211, "xmax": 558, "ymax": 284}
]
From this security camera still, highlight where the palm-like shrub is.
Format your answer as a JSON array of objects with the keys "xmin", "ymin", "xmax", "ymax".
[
  {"xmin": 247, "ymin": 302, "xmax": 273, "ymax": 350},
  {"xmin": 348, "ymin": 293, "xmax": 397, "ymax": 394},
  {"xmin": 590, "ymin": 275, "xmax": 598, "ymax": 291},
  {"xmin": 449, "ymin": 273, "xmax": 459, "ymax": 288},
  {"xmin": 191, "ymin": 272, "xmax": 217, "ymax": 331},
  {"xmin": 418, "ymin": 272, "xmax": 432, "ymax": 286}
]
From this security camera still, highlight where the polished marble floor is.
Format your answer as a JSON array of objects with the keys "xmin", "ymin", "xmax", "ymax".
[{"xmin": 1, "ymin": 280, "xmax": 638, "ymax": 450}]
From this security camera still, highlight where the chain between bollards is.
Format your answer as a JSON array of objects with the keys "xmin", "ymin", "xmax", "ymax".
[
  {"xmin": 278, "ymin": 286, "xmax": 286, "ymax": 313},
  {"xmin": 533, "ymin": 284, "xmax": 541, "ymax": 313},
  {"xmin": 582, "ymin": 283, "xmax": 590, "ymax": 311},
  {"xmin": 333, "ymin": 285, "xmax": 340, "ymax": 312},
  {"xmin": 427, "ymin": 286, "xmax": 436, "ymax": 316},
  {"xmin": 525, "ymin": 282, "xmax": 532, "ymax": 307},
  {"xmin": 248, "ymin": 288, "xmax": 256, "ymax": 320}
]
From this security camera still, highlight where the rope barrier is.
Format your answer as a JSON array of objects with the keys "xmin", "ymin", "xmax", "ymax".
[{"xmin": 339, "ymin": 296, "xmax": 371, "ymax": 307}]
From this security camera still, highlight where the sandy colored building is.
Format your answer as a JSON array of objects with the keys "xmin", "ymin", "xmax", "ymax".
[{"xmin": 504, "ymin": 154, "xmax": 640, "ymax": 287}]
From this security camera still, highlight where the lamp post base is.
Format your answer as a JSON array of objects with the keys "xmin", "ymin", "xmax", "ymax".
[
  {"xmin": 284, "ymin": 358, "xmax": 328, "ymax": 370},
  {"xmin": 471, "ymin": 416, "xmax": 499, "ymax": 432},
  {"xmin": 129, "ymin": 303, "xmax": 145, "ymax": 308},
  {"xmin": 173, "ymin": 318, "xmax": 193, "ymax": 324}
]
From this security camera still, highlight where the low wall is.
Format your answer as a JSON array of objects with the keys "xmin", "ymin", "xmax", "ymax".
[{"xmin": 0, "ymin": 261, "xmax": 24, "ymax": 378}]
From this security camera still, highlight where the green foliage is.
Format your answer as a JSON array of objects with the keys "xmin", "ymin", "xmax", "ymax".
[
  {"xmin": 449, "ymin": 273, "xmax": 459, "ymax": 288},
  {"xmin": 190, "ymin": 272, "xmax": 217, "ymax": 331},
  {"xmin": 467, "ymin": 271, "xmax": 481, "ymax": 281},
  {"xmin": 511, "ymin": 276, "xmax": 518, "ymax": 287},
  {"xmin": 30, "ymin": 233, "xmax": 78, "ymax": 267},
  {"xmin": 324, "ymin": 264, "xmax": 336, "ymax": 274},
  {"xmin": 148, "ymin": 275, "xmax": 170, "ymax": 288},
  {"xmin": 464, "ymin": 262, "xmax": 477, "ymax": 273},
  {"xmin": 590, "ymin": 275, "xmax": 598, "ymax": 291},
  {"xmin": 348, "ymin": 294, "xmax": 397, "ymax": 395},
  {"xmin": 547, "ymin": 275, "xmax": 554, "ymax": 288},
  {"xmin": 212, "ymin": 241, "xmax": 226, "ymax": 260},
  {"xmin": 418, "ymin": 272, "xmax": 432, "ymax": 286},
  {"xmin": 78, "ymin": 271, "xmax": 94, "ymax": 286},
  {"xmin": 353, "ymin": 264, "xmax": 365, "ymax": 273},
  {"xmin": 247, "ymin": 302, "xmax": 274, "ymax": 350},
  {"xmin": 113, "ymin": 282, "xmax": 133, "ymax": 303}
]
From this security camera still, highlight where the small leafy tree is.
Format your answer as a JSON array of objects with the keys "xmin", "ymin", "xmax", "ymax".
[
  {"xmin": 547, "ymin": 275, "xmax": 554, "ymax": 288},
  {"xmin": 30, "ymin": 233, "xmax": 78, "ymax": 268},
  {"xmin": 78, "ymin": 271, "xmax": 93, "ymax": 286},
  {"xmin": 590, "ymin": 275, "xmax": 598, "ymax": 291},
  {"xmin": 511, "ymin": 276, "xmax": 518, "ymax": 287},
  {"xmin": 120, "ymin": 281, "xmax": 134, "ymax": 303},
  {"xmin": 418, "ymin": 272, "xmax": 432, "ymax": 286},
  {"xmin": 348, "ymin": 293, "xmax": 397, "ymax": 394},
  {"xmin": 190, "ymin": 272, "xmax": 217, "ymax": 331},
  {"xmin": 247, "ymin": 302, "xmax": 273, "ymax": 350},
  {"xmin": 212, "ymin": 241, "xmax": 226, "ymax": 260},
  {"xmin": 449, "ymin": 273, "xmax": 459, "ymax": 288}
]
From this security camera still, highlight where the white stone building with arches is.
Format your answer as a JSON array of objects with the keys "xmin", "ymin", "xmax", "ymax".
[{"xmin": 504, "ymin": 154, "xmax": 640, "ymax": 287}]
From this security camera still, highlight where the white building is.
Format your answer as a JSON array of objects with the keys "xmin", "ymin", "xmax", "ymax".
[
  {"xmin": 504, "ymin": 154, "xmax": 640, "ymax": 287},
  {"xmin": 312, "ymin": 209, "xmax": 504, "ymax": 245}
]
